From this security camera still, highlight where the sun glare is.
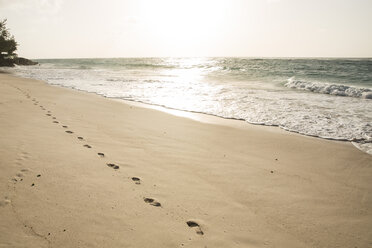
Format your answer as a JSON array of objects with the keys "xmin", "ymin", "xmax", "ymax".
[{"xmin": 139, "ymin": 0, "xmax": 228, "ymax": 56}]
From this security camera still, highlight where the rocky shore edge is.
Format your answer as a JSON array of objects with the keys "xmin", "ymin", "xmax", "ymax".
[{"xmin": 0, "ymin": 57, "xmax": 38, "ymax": 67}]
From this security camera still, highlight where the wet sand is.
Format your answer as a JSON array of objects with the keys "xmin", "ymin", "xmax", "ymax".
[{"xmin": 0, "ymin": 73, "xmax": 371, "ymax": 248}]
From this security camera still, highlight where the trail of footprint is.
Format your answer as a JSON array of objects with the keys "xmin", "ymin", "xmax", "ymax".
[
  {"xmin": 26, "ymin": 103, "xmax": 173, "ymax": 220},
  {"xmin": 106, "ymin": 163, "xmax": 119, "ymax": 170},
  {"xmin": 143, "ymin": 197, "xmax": 161, "ymax": 207},
  {"xmin": 186, "ymin": 221, "xmax": 204, "ymax": 235},
  {"xmin": 8, "ymin": 175, "xmax": 52, "ymax": 247}
]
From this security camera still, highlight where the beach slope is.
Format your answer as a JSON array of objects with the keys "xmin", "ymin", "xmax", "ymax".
[{"xmin": 0, "ymin": 73, "xmax": 371, "ymax": 248}]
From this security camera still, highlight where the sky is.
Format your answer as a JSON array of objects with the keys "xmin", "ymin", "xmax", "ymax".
[{"xmin": 0, "ymin": 0, "xmax": 371, "ymax": 59}]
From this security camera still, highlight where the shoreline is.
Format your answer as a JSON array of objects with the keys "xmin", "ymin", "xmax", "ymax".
[
  {"xmin": 6, "ymin": 70, "xmax": 364, "ymax": 154},
  {"xmin": 0, "ymin": 73, "xmax": 371, "ymax": 247},
  {"xmin": 119, "ymin": 99, "xmax": 362, "ymax": 143}
]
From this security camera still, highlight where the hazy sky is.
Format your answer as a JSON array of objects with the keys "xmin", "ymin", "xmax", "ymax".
[{"xmin": 0, "ymin": 0, "xmax": 371, "ymax": 58}]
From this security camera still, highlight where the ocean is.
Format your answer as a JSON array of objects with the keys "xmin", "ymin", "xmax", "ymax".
[{"xmin": 7, "ymin": 57, "xmax": 372, "ymax": 154}]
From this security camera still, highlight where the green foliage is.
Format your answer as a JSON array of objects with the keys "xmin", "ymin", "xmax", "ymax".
[{"xmin": 0, "ymin": 19, "xmax": 18, "ymax": 57}]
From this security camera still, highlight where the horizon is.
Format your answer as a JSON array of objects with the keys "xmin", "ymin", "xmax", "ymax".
[
  {"xmin": 1, "ymin": 0, "xmax": 372, "ymax": 59},
  {"xmin": 33, "ymin": 56, "xmax": 372, "ymax": 60}
]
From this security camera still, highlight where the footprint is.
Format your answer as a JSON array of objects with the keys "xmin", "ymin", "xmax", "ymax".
[
  {"xmin": 12, "ymin": 171, "xmax": 24, "ymax": 183},
  {"xmin": 131, "ymin": 177, "xmax": 141, "ymax": 184},
  {"xmin": 20, "ymin": 152, "xmax": 29, "ymax": 159},
  {"xmin": 106, "ymin": 163, "xmax": 119, "ymax": 169},
  {"xmin": 52, "ymin": 117, "xmax": 56, "ymax": 119},
  {"xmin": 16, "ymin": 172, "xmax": 23, "ymax": 178},
  {"xmin": 65, "ymin": 131, "xmax": 73, "ymax": 134},
  {"xmin": 46, "ymin": 114, "xmax": 51, "ymax": 116},
  {"xmin": 186, "ymin": 221, "xmax": 204, "ymax": 235},
  {"xmin": 0, "ymin": 197, "xmax": 11, "ymax": 207},
  {"xmin": 77, "ymin": 137, "xmax": 84, "ymax": 140},
  {"xmin": 143, "ymin": 197, "xmax": 161, "ymax": 207},
  {"xmin": 53, "ymin": 121, "xmax": 59, "ymax": 123},
  {"xmin": 62, "ymin": 126, "xmax": 68, "ymax": 128},
  {"xmin": 97, "ymin": 152, "xmax": 104, "ymax": 157},
  {"xmin": 83, "ymin": 144, "xmax": 92, "ymax": 148}
]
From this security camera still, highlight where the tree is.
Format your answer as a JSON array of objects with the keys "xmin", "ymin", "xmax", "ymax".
[
  {"xmin": 0, "ymin": 19, "xmax": 18, "ymax": 58},
  {"xmin": 0, "ymin": 19, "xmax": 36, "ymax": 66}
]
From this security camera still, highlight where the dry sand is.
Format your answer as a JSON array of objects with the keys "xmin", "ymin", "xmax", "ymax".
[{"xmin": 0, "ymin": 72, "xmax": 371, "ymax": 248}]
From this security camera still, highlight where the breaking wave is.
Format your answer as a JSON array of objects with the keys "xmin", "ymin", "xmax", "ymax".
[{"xmin": 285, "ymin": 77, "xmax": 372, "ymax": 99}]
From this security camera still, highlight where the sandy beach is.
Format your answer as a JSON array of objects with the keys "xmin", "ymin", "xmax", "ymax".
[{"xmin": 0, "ymin": 72, "xmax": 371, "ymax": 248}]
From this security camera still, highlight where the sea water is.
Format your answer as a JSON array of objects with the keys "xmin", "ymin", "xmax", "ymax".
[{"xmin": 7, "ymin": 57, "xmax": 372, "ymax": 154}]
